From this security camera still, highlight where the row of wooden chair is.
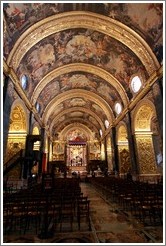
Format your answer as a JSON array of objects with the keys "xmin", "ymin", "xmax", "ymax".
[
  {"xmin": 90, "ymin": 177, "xmax": 163, "ymax": 226},
  {"xmin": 3, "ymin": 179, "xmax": 91, "ymax": 235}
]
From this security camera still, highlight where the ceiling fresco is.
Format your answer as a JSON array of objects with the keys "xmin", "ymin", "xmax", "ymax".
[
  {"xmin": 3, "ymin": 3, "xmax": 162, "ymax": 60},
  {"xmin": 47, "ymin": 98, "xmax": 107, "ymax": 122},
  {"xmin": 17, "ymin": 29, "xmax": 147, "ymax": 89},
  {"xmin": 3, "ymin": 2, "xmax": 163, "ymax": 141},
  {"xmin": 36, "ymin": 72, "xmax": 121, "ymax": 116}
]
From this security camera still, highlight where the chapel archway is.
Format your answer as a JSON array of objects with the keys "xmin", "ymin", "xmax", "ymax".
[
  {"xmin": 117, "ymin": 124, "xmax": 131, "ymax": 176},
  {"xmin": 32, "ymin": 126, "xmax": 40, "ymax": 151},
  {"xmin": 5, "ymin": 103, "xmax": 27, "ymax": 163},
  {"xmin": 134, "ymin": 102, "xmax": 158, "ymax": 174}
]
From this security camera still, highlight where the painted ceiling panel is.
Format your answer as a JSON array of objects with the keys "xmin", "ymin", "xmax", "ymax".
[
  {"xmin": 48, "ymin": 97, "xmax": 108, "ymax": 123},
  {"xmin": 53, "ymin": 119, "xmax": 98, "ymax": 137},
  {"xmin": 3, "ymin": 2, "xmax": 163, "ymax": 140},
  {"xmin": 17, "ymin": 28, "xmax": 147, "ymax": 90},
  {"xmin": 36, "ymin": 72, "xmax": 121, "ymax": 116},
  {"xmin": 4, "ymin": 3, "xmax": 163, "ymax": 62}
]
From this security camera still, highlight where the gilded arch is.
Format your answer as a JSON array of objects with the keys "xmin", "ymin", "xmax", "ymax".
[
  {"xmin": 117, "ymin": 122, "xmax": 131, "ymax": 174},
  {"xmin": 6, "ymin": 101, "xmax": 28, "ymax": 162},
  {"xmin": 10, "ymin": 99, "xmax": 28, "ymax": 133},
  {"xmin": 8, "ymin": 11, "xmax": 159, "ymax": 75},
  {"xmin": 54, "ymin": 118, "xmax": 99, "ymax": 138},
  {"xmin": 31, "ymin": 63, "xmax": 128, "ymax": 107},
  {"xmin": 49, "ymin": 107, "xmax": 106, "ymax": 134},
  {"xmin": 132, "ymin": 99, "xmax": 156, "ymax": 132},
  {"xmin": 42, "ymin": 89, "xmax": 114, "ymax": 124},
  {"xmin": 133, "ymin": 100, "xmax": 158, "ymax": 174}
]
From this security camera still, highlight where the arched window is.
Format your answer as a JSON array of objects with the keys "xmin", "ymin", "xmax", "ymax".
[
  {"xmin": 131, "ymin": 75, "xmax": 142, "ymax": 93},
  {"xmin": 115, "ymin": 102, "xmax": 122, "ymax": 115},
  {"xmin": 35, "ymin": 102, "xmax": 40, "ymax": 113},
  {"xmin": 21, "ymin": 74, "xmax": 28, "ymax": 90},
  {"xmin": 105, "ymin": 120, "xmax": 109, "ymax": 129}
]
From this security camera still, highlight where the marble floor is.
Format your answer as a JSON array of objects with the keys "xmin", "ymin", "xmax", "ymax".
[{"xmin": 3, "ymin": 181, "xmax": 163, "ymax": 244}]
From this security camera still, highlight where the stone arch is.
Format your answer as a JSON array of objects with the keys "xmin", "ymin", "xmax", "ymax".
[
  {"xmin": 133, "ymin": 100, "xmax": 158, "ymax": 174},
  {"xmin": 49, "ymin": 106, "xmax": 106, "ymax": 135},
  {"xmin": 43, "ymin": 89, "xmax": 113, "ymax": 125},
  {"xmin": 5, "ymin": 100, "xmax": 28, "ymax": 163},
  {"xmin": 32, "ymin": 124, "xmax": 40, "ymax": 151},
  {"xmin": 10, "ymin": 99, "xmax": 28, "ymax": 133},
  {"xmin": 31, "ymin": 63, "xmax": 128, "ymax": 108},
  {"xmin": 32, "ymin": 125, "xmax": 40, "ymax": 135},
  {"xmin": 117, "ymin": 122, "xmax": 131, "ymax": 175}
]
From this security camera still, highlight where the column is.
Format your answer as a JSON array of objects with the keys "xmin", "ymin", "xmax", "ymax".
[
  {"xmin": 28, "ymin": 111, "xmax": 33, "ymax": 134},
  {"xmin": 22, "ymin": 111, "xmax": 33, "ymax": 179},
  {"xmin": 39, "ymin": 127, "xmax": 45, "ymax": 175},
  {"xmin": 126, "ymin": 112, "xmax": 138, "ymax": 174},
  {"xmin": 104, "ymin": 137, "xmax": 108, "ymax": 168},
  {"xmin": 3, "ymin": 76, "xmax": 13, "ymax": 158},
  {"xmin": 152, "ymin": 79, "xmax": 163, "ymax": 140},
  {"xmin": 111, "ymin": 127, "xmax": 119, "ymax": 173}
]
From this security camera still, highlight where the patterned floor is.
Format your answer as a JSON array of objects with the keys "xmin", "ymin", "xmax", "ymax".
[{"xmin": 3, "ymin": 181, "xmax": 163, "ymax": 244}]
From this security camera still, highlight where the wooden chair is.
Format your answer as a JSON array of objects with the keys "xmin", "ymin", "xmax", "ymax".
[
  {"xmin": 77, "ymin": 196, "xmax": 91, "ymax": 230},
  {"xmin": 59, "ymin": 196, "xmax": 74, "ymax": 231}
]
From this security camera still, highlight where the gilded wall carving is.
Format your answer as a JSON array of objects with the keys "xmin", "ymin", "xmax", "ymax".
[
  {"xmin": 5, "ymin": 139, "xmax": 25, "ymax": 163},
  {"xmin": 9, "ymin": 106, "xmax": 27, "ymax": 132},
  {"xmin": 135, "ymin": 105, "xmax": 153, "ymax": 131},
  {"xmin": 136, "ymin": 136, "xmax": 157, "ymax": 174},
  {"xmin": 119, "ymin": 147, "xmax": 131, "ymax": 173},
  {"xmin": 52, "ymin": 141, "xmax": 65, "ymax": 161},
  {"xmin": 89, "ymin": 141, "xmax": 101, "ymax": 160},
  {"xmin": 106, "ymin": 136, "xmax": 112, "ymax": 171}
]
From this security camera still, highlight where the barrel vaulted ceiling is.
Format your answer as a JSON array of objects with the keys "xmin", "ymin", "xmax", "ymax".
[{"xmin": 3, "ymin": 3, "xmax": 163, "ymax": 140}]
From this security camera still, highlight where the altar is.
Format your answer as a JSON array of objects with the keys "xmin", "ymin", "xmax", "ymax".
[
  {"xmin": 69, "ymin": 165, "xmax": 87, "ymax": 173},
  {"xmin": 66, "ymin": 142, "xmax": 87, "ymax": 170}
]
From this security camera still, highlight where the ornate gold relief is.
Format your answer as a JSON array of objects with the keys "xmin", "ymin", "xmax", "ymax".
[
  {"xmin": 106, "ymin": 136, "xmax": 113, "ymax": 171},
  {"xmin": 9, "ymin": 106, "xmax": 27, "ymax": 133},
  {"xmin": 119, "ymin": 147, "xmax": 131, "ymax": 174},
  {"xmin": 135, "ymin": 135, "xmax": 157, "ymax": 174},
  {"xmin": 134, "ymin": 103, "xmax": 154, "ymax": 132},
  {"xmin": 5, "ymin": 138, "xmax": 25, "ymax": 163}
]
